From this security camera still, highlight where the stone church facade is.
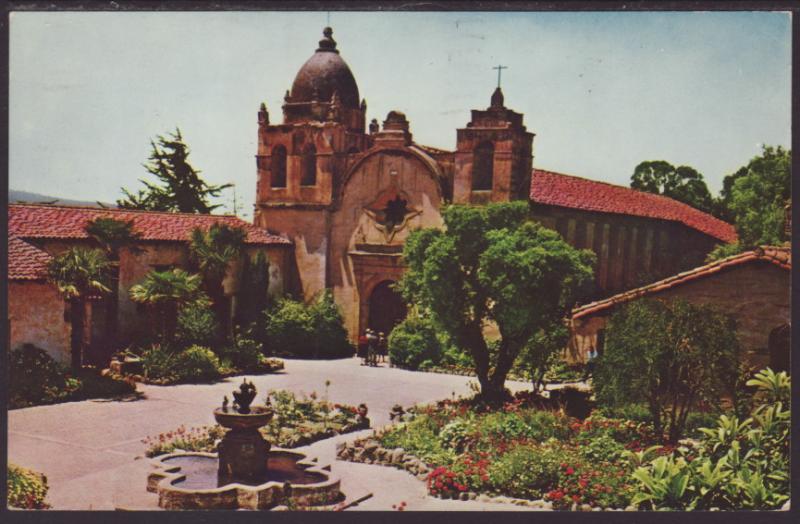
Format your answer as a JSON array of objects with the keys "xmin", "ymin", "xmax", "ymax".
[{"xmin": 253, "ymin": 28, "xmax": 737, "ymax": 342}]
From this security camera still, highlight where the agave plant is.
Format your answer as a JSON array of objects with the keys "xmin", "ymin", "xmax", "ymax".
[
  {"xmin": 129, "ymin": 269, "xmax": 208, "ymax": 343},
  {"xmin": 48, "ymin": 247, "xmax": 111, "ymax": 368}
]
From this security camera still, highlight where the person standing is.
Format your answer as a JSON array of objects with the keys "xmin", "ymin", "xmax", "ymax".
[
  {"xmin": 366, "ymin": 329, "xmax": 378, "ymax": 366},
  {"xmin": 584, "ymin": 346, "xmax": 598, "ymax": 381},
  {"xmin": 378, "ymin": 332, "xmax": 387, "ymax": 363}
]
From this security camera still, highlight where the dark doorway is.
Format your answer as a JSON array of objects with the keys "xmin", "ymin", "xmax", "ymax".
[
  {"xmin": 368, "ymin": 280, "xmax": 406, "ymax": 336},
  {"xmin": 768, "ymin": 323, "xmax": 790, "ymax": 373}
]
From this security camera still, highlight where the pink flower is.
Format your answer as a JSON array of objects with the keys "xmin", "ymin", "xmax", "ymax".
[{"xmin": 565, "ymin": 466, "xmax": 575, "ymax": 475}]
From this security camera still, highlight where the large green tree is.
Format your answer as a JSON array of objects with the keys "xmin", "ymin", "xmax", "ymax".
[
  {"xmin": 47, "ymin": 247, "xmax": 111, "ymax": 368},
  {"xmin": 85, "ymin": 217, "xmax": 141, "ymax": 354},
  {"xmin": 707, "ymin": 145, "xmax": 791, "ymax": 260},
  {"xmin": 118, "ymin": 128, "xmax": 231, "ymax": 213},
  {"xmin": 631, "ymin": 160, "xmax": 714, "ymax": 213},
  {"xmin": 398, "ymin": 202, "xmax": 596, "ymax": 401},
  {"xmin": 189, "ymin": 223, "xmax": 247, "ymax": 340}
]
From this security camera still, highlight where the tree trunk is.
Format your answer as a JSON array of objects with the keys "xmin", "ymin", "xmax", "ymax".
[
  {"xmin": 70, "ymin": 299, "xmax": 84, "ymax": 370},
  {"xmin": 105, "ymin": 263, "xmax": 120, "ymax": 358}
]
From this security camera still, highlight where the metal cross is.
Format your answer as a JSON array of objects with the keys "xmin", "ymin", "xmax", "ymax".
[{"xmin": 493, "ymin": 64, "xmax": 508, "ymax": 88}]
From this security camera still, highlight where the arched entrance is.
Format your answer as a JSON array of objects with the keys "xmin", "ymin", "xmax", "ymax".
[
  {"xmin": 368, "ymin": 280, "xmax": 406, "ymax": 336},
  {"xmin": 768, "ymin": 323, "xmax": 790, "ymax": 373}
]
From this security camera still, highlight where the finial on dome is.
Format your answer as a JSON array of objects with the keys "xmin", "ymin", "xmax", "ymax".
[
  {"xmin": 490, "ymin": 87, "xmax": 505, "ymax": 109},
  {"xmin": 317, "ymin": 26, "xmax": 339, "ymax": 53}
]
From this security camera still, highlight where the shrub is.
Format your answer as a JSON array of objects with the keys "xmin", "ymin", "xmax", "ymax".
[
  {"xmin": 176, "ymin": 301, "xmax": 218, "ymax": 347},
  {"xmin": 7, "ymin": 464, "xmax": 49, "ymax": 509},
  {"xmin": 140, "ymin": 344, "xmax": 180, "ymax": 382},
  {"xmin": 9, "ymin": 344, "xmax": 80, "ymax": 408},
  {"xmin": 380, "ymin": 415, "xmax": 456, "ymax": 467},
  {"xmin": 218, "ymin": 333, "xmax": 263, "ymax": 371},
  {"xmin": 388, "ymin": 313, "xmax": 444, "ymax": 370},
  {"xmin": 487, "ymin": 444, "xmax": 563, "ymax": 499},
  {"xmin": 439, "ymin": 419, "xmax": 476, "ymax": 453},
  {"xmin": 263, "ymin": 291, "xmax": 352, "ymax": 359},
  {"xmin": 594, "ymin": 299, "xmax": 740, "ymax": 443},
  {"xmin": 547, "ymin": 460, "xmax": 635, "ymax": 510},
  {"xmin": 578, "ymin": 434, "xmax": 627, "ymax": 464},
  {"xmin": 173, "ymin": 345, "xmax": 221, "ymax": 382}
]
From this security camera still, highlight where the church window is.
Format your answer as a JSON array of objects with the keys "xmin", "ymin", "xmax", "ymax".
[
  {"xmin": 270, "ymin": 145, "xmax": 287, "ymax": 188},
  {"xmin": 301, "ymin": 144, "xmax": 317, "ymax": 186},
  {"xmin": 472, "ymin": 141, "xmax": 494, "ymax": 190}
]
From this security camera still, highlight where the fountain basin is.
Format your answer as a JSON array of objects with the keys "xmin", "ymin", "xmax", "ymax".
[
  {"xmin": 148, "ymin": 449, "xmax": 342, "ymax": 510},
  {"xmin": 213, "ymin": 406, "xmax": 273, "ymax": 429}
]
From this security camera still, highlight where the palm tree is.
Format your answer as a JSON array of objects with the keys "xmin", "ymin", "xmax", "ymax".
[
  {"xmin": 189, "ymin": 224, "xmax": 246, "ymax": 341},
  {"xmin": 47, "ymin": 247, "xmax": 111, "ymax": 369},
  {"xmin": 85, "ymin": 217, "xmax": 142, "ymax": 355},
  {"xmin": 129, "ymin": 269, "xmax": 207, "ymax": 344}
]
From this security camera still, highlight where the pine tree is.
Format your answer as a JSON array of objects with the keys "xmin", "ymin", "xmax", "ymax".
[{"xmin": 118, "ymin": 128, "xmax": 231, "ymax": 213}]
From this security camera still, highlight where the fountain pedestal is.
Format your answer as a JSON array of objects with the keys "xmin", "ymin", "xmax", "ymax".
[{"xmin": 214, "ymin": 406, "xmax": 273, "ymax": 483}]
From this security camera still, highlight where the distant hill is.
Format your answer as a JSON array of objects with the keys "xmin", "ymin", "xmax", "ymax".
[{"xmin": 9, "ymin": 190, "xmax": 116, "ymax": 208}]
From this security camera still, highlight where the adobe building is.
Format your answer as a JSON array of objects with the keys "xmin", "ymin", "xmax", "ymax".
[
  {"xmin": 8, "ymin": 204, "xmax": 291, "ymax": 365},
  {"xmin": 568, "ymin": 246, "xmax": 791, "ymax": 371},
  {"xmin": 253, "ymin": 27, "xmax": 737, "ymax": 341}
]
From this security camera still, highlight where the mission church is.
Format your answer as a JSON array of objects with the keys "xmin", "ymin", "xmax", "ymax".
[{"xmin": 253, "ymin": 27, "xmax": 737, "ymax": 342}]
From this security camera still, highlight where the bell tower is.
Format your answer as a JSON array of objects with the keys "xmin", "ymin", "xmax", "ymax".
[{"xmin": 453, "ymin": 87, "xmax": 534, "ymax": 204}]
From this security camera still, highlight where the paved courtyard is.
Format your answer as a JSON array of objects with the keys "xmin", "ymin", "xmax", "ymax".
[{"xmin": 8, "ymin": 357, "xmax": 541, "ymax": 511}]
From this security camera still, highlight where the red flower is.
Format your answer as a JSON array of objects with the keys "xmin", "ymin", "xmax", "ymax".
[
  {"xmin": 565, "ymin": 466, "xmax": 575, "ymax": 475},
  {"xmin": 578, "ymin": 479, "xmax": 588, "ymax": 488},
  {"xmin": 572, "ymin": 495, "xmax": 581, "ymax": 502}
]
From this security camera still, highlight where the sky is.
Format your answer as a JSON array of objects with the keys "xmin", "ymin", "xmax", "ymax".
[{"xmin": 9, "ymin": 10, "xmax": 792, "ymax": 219}]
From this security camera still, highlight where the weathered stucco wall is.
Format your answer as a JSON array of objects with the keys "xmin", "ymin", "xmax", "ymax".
[
  {"xmin": 330, "ymin": 148, "xmax": 445, "ymax": 340},
  {"xmin": 568, "ymin": 262, "xmax": 790, "ymax": 367},
  {"xmin": 9, "ymin": 281, "xmax": 72, "ymax": 363},
  {"xmin": 531, "ymin": 205, "xmax": 720, "ymax": 299}
]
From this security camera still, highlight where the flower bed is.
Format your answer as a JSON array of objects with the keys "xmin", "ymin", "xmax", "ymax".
[
  {"xmin": 338, "ymin": 393, "xmax": 664, "ymax": 510},
  {"xmin": 144, "ymin": 389, "xmax": 369, "ymax": 457},
  {"xmin": 7, "ymin": 464, "xmax": 49, "ymax": 509},
  {"xmin": 338, "ymin": 369, "xmax": 791, "ymax": 511}
]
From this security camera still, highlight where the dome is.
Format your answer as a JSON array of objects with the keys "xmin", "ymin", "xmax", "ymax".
[{"xmin": 289, "ymin": 27, "xmax": 360, "ymax": 109}]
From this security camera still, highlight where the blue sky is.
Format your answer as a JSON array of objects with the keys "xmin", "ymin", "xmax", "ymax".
[{"xmin": 9, "ymin": 11, "xmax": 791, "ymax": 219}]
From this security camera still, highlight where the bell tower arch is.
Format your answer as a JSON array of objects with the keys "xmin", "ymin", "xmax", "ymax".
[{"xmin": 453, "ymin": 87, "xmax": 534, "ymax": 204}]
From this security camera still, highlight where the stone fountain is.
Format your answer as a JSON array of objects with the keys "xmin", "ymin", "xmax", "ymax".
[{"xmin": 147, "ymin": 380, "xmax": 342, "ymax": 510}]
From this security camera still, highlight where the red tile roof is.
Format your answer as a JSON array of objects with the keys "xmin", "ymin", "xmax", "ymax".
[
  {"xmin": 572, "ymin": 246, "xmax": 790, "ymax": 319},
  {"xmin": 8, "ymin": 204, "xmax": 290, "ymax": 246},
  {"xmin": 530, "ymin": 169, "xmax": 737, "ymax": 243},
  {"xmin": 8, "ymin": 236, "xmax": 53, "ymax": 281}
]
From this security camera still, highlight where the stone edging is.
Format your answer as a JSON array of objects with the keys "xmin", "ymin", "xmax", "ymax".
[{"xmin": 148, "ymin": 448, "xmax": 341, "ymax": 510}]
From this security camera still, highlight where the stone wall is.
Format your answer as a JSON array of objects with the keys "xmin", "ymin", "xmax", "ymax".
[
  {"xmin": 568, "ymin": 262, "xmax": 790, "ymax": 367},
  {"xmin": 9, "ymin": 281, "xmax": 72, "ymax": 363},
  {"xmin": 16, "ymin": 239, "xmax": 290, "ymax": 356}
]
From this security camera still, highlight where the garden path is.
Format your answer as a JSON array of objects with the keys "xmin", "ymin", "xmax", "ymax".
[{"xmin": 8, "ymin": 357, "xmax": 572, "ymax": 511}]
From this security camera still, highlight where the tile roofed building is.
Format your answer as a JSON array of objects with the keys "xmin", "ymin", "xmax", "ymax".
[
  {"xmin": 530, "ymin": 169, "xmax": 737, "ymax": 243},
  {"xmin": 572, "ymin": 245, "xmax": 790, "ymax": 320},
  {"xmin": 8, "ymin": 236, "xmax": 53, "ymax": 281},
  {"xmin": 8, "ymin": 204, "xmax": 290, "ymax": 245}
]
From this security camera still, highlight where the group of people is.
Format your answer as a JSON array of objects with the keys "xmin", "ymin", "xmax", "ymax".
[{"xmin": 358, "ymin": 328, "xmax": 387, "ymax": 366}]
